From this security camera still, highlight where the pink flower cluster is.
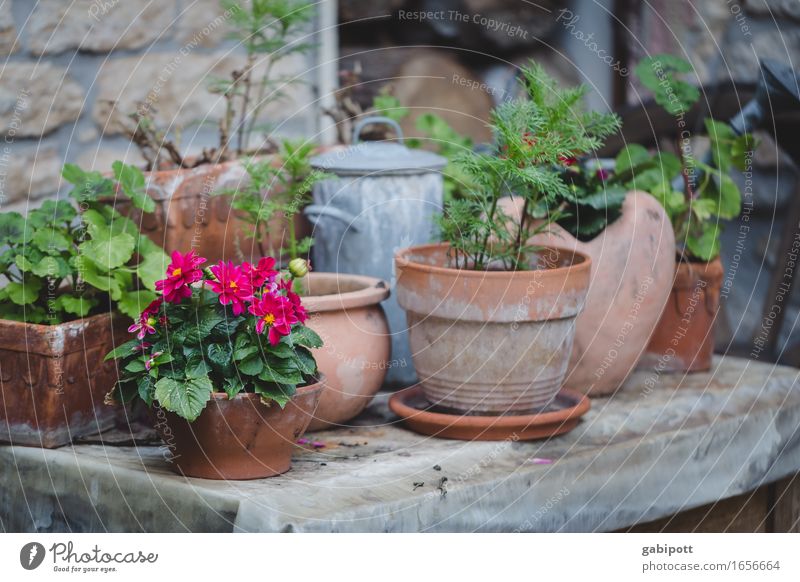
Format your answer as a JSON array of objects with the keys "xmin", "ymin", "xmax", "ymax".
[{"xmin": 151, "ymin": 251, "xmax": 309, "ymax": 345}]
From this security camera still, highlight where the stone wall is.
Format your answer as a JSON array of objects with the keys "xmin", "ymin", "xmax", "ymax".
[
  {"xmin": 0, "ymin": 0, "xmax": 317, "ymax": 213},
  {"xmin": 629, "ymin": 0, "xmax": 800, "ymax": 85}
]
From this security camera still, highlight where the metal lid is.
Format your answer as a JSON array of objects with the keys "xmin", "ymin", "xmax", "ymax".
[{"xmin": 310, "ymin": 116, "xmax": 448, "ymax": 176}]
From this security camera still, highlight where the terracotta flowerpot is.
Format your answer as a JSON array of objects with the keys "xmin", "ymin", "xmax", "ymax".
[
  {"xmin": 639, "ymin": 257, "xmax": 724, "ymax": 373},
  {"xmin": 302, "ymin": 272, "xmax": 391, "ymax": 430},
  {"xmin": 155, "ymin": 381, "xmax": 324, "ymax": 480},
  {"xmin": 527, "ymin": 191, "xmax": 676, "ymax": 396},
  {"xmin": 107, "ymin": 158, "xmax": 308, "ymax": 263},
  {"xmin": 395, "ymin": 243, "xmax": 591, "ymax": 414},
  {"xmin": 0, "ymin": 312, "xmax": 124, "ymax": 448}
]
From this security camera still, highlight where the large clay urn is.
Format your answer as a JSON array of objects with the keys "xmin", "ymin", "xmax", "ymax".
[
  {"xmin": 302, "ymin": 272, "xmax": 391, "ymax": 430},
  {"xmin": 395, "ymin": 244, "xmax": 591, "ymax": 414},
  {"xmin": 107, "ymin": 158, "xmax": 307, "ymax": 263},
  {"xmin": 527, "ymin": 191, "xmax": 676, "ymax": 396},
  {"xmin": 639, "ymin": 257, "xmax": 723, "ymax": 373}
]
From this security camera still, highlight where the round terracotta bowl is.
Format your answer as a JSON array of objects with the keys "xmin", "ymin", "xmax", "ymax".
[
  {"xmin": 395, "ymin": 243, "xmax": 591, "ymax": 415},
  {"xmin": 302, "ymin": 272, "xmax": 391, "ymax": 430},
  {"xmin": 155, "ymin": 381, "xmax": 323, "ymax": 480}
]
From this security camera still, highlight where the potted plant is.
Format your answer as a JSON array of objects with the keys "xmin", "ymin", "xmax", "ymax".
[
  {"xmin": 104, "ymin": 251, "xmax": 324, "ymax": 479},
  {"xmin": 216, "ymin": 142, "xmax": 391, "ymax": 430},
  {"xmin": 394, "ymin": 62, "xmax": 620, "ymax": 414},
  {"xmin": 622, "ymin": 54, "xmax": 757, "ymax": 373},
  {"xmin": 0, "ymin": 162, "xmax": 167, "ymax": 447},
  {"xmin": 108, "ymin": 0, "xmax": 317, "ymax": 263}
]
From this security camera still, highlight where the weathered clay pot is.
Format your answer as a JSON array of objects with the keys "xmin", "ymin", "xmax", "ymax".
[
  {"xmin": 0, "ymin": 312, "xmax": 124, "ymax": 448},
  {"xmin": 156, "ymin": 382, "xmax": 323, "ymax": 480},
  {"xmin": 302, "ymin": 272, "xmax": 391, "ymax": 430},
  {"xmin": 527, "ymin": 191, "xmax": 676, "ymax": 396},
  {"xmin": 639, "ymin": 257, "xmax": 724, "ymax": 373},
  {"xmin": 107, "ymin": 158, "xmax": 308, "ymax": 263},
  {"xmin": 395, "ymin": 243, "xmax": 591, "ymax": 414}
]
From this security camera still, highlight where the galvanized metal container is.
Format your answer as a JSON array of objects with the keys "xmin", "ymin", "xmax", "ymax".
[{"xmin": 307, "ymin": 117, "xmax": 447, "ymax": 387}]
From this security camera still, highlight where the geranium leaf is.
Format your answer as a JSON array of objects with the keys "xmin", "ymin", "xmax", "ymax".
[
  {"xmin": 58, "ymin": 294, "xmax": 97, "ymax": 317},
  {"xmin": 117, "ymin": 290, "xmax": 157, "ymax": 320},
  {"xmin": 6, "ymin": 280, "xmax": 42, "ymax": 306}
]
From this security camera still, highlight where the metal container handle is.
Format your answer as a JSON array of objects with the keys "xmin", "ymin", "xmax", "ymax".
[
  {"xmin": 352, "ymin": 116, "xmax": 404, "ymax": 145},
  {"xmin": 303, "ymin": 204, "xmax": 361, "ymax": 232}
]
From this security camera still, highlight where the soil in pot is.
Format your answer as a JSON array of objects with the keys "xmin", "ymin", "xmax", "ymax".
[
  {"xmin": 0, "ymin": 313, "xmax": 125, "ymax": 448},
  {"xmin": 301, "ymin": 273, "xmax": 391, "ymax": 431},
  {"xmin": 155, "ymin": 381, "xmax": 323, "ymax": 480},
  {"xmin": 395, "ymin": 243, "xmax": 591, "ymax": 415},
  {"xmin": 639, "ymin": 257, "xmax": 724, "ymax": 373}
]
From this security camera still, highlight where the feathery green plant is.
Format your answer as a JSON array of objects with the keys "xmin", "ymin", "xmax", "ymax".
[{"xmin": 439, "ymin": 62, "xmax": 621, "ymax": 271}]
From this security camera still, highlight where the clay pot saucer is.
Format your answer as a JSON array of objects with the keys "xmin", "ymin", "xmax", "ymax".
[{"xmin": 389, "ymin": 386, "xmax": 590, "ymax": 441}]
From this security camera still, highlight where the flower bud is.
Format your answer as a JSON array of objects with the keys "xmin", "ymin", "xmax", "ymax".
[{"xmin": 288, "ymin": 258, "xmax": 309, "ymax": 278}]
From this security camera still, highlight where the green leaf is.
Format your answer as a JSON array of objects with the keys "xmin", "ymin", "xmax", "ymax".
[
  {"xmin": 290, "ymin": 325, "xmax": 323, "ymax": 349},
  {"xmin": 104, "ymin": 338, "xmax": 144, "ymax": 362},
  {"xmin": 268, "ymin": 341, "xmax": 295, "ymax": 359},
  {"xmin": 80, "ymin": 232, "xmax": 136, "ymax": 271},
  {"xmin": 635, "ymin": 54, "xmax": 700, "ymax": 115},
  {"xmin": 58, "ymin": 294, "xmax": 97, "ymax": 317},
  {"xmin": 117, "ymin": 290, "xmax": 157, "ymax": 320},
  {"xmin": 573, "ymin": 187, "xmax": 627, "ymax": 211},
  {"xmin": 185, "ymin": 314, "xmax": 225, "ymax": 344},
  {"xmin": 715, "ymin": 172, "xmax": 742, "ymax": 219},
  {"xmin": 258, "ymin": 364, "xmax": 303, "ymax": 385},
  {"xmin": 253, "ymin": 382, "xmax": 295, "ymax": 408},
  {"xmin": 31, "ymin": 256, "xmax": 70, "ymax": 278},
  {"xmin": 80, "ymin": 208, "xmax": 108, "ymax": 239},
  {"xmin": 136, "ymin": 249, "xmax": 169, "ymax": 291},
  {"xmin": 125, "ymin": 358, "xmax": 147, "ymax": 373},
  {"xmin": 238, "ymin": 353, "xmax": 264, "ymax": 376},
  {"xmin": 14, "ymin": 254, "xmax": 33, "ymax": 272},
  {"xmin": 77, "ymin": 256, "xmax": 121, "ymax": 296},
  {"xmin": 154, "ymin": 376, "xmax": 212, "ymax": 422},
  {"xmin": 185, "ymin": 356, "xmax": 211, "ymax": 379},
  {"xmin": 63, "ymin": 165, "xmax": 115, "ymax": 202},
  {"xmin": 615, "ymin": 144, "xmax": 650, "ymax": 175},
  {"xmin": 207, "ymin": 342, "xmax": 233, "ymax": 368},
  {"xmin": 31, "ymin": 228, "xmax": 71, "ymax": 253},
  {"xmin": 686, "ymin": 223, "xmax": 721, "ymax": 261},
  {"xmin": 6, "ymin": 279, "xmax": 42, "ymax": 306},
  {"xmin": 113, "ymin": 161, "xmax": 156, "ymax": 213},
  {"xmin": 0, "ymin": 212, "xmax": 31, "ymax": 243},
  {"xmin": 110, "ymin": 380, "xmax": 140, "ymax": 405},
  {"xmin": 690, "ymin": 198, "xmax": 716, "ymax": 221},
  {"xmin": 234, "ymin": 345, "xmax": 259, "ymax": 361},
  {"xmin": 222, "ymin": 376, "xmax": 243, "ymax": 400},
  {"xmin": 292, "ymin": 346, "xmax": 317, "ymax": 375},
  {"xmin": 137, "ymin": 376, "xmax": 155, "ymax": 406},
  {"xmin": 704, "ymin": 117, "xmax": 736, "ymax": 142},
  {"xmin": 38, "ymin": 199, "xmax": 77, "ymax": 224}
]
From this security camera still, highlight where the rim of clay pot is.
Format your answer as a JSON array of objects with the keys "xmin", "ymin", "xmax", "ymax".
[
  {"xmin": 389, "ymin": 385, "xmax": 591, "ymax": 441},
  {"xmin": 390, "ymin": 386, "xmax": 590, "ymax": 426},
  {"xmin": 207, "ymin": 379, "xmax": 325, "ymax": 401},
  {"xmin": 395, "ymin": 242, "xmax": 591, "ymax": 280},
  {"xmin": 301, "ymin": 272, "xmax": 390, "ymax": 313},
  {"xmin": 0, "ymin": 310, "xmax": 113, "ymax": 332}
]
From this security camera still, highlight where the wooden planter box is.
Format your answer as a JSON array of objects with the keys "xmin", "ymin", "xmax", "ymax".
[{"xmin": 0, "ymin": 313, "xmax": 123, "ymax": 448}]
